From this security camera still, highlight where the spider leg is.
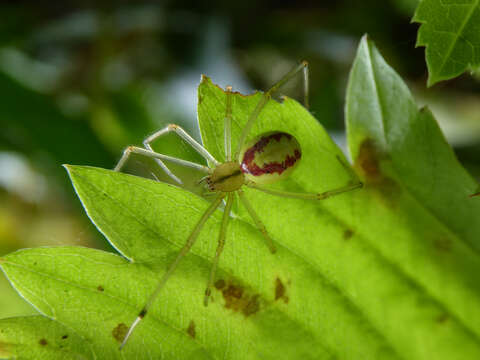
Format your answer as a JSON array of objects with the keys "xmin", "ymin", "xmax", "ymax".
[
  {"xmin": 120, "ymin": 193, "xmax": 225, "ymax": 350},
  {"xmin": 204, "ymin": 193, "xmax": 234, "ymax": 306},
  {"xmin": 235, "ymin": 61, "xmax": 309, "ymax": 161},
  {"xmin": 115, "ymin": 124, "xmax": 218, "ymax": 185},
  {"xmin": 224, "ymin": 86, "xmax": 233, "ymax": 162},
  {"xmin": 144, "ymin": 124, "xmax": 219, "ymax": 166},
  {"xmin": 246, "ymin": 181, "xmax": 363, "ymax": 200},
  {"xmin": 114, "ymin": 146, "xmax": 211, "ymax": 184},
  {"xmin": 237, "ymin": 189, "xmax": 276, "ymax": 254}
]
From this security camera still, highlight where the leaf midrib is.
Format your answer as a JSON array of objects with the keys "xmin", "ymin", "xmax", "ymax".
[{"xmin": 436, "ymin": 0, "xmax": 479, "ymax": 76}]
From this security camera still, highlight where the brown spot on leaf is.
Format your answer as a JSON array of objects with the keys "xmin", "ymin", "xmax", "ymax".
[
  {"xmin": 354, "ymin": 138, "xmax": 401, "ymax": 202},
  {"xmin": 434, "ymin": 237, "xmax": 451, "ymax": 252},
  {"xmin": 242, "ymin": 295, "xmax": 260, "ymax": 316},
  {"xmin": 343, "ymin": 229, "xmax": 354, "ymax": 240},
  {"xmin": 436, "ymin": 314, "xmax": 449, "ymax": 323},
  {"xmin": 39, "ymin": 338, "xmax": 48, "ymax": 346},
  {"xmin": 97, "ymin": 285, "xmax": 104, "ymax": 292},
  {"xmin": 355, "ymin": 138, "xmax": 381, "ymax": 180},
  {"xmin": 470, "ymin": 192, "xmax": 480, "ymax": 198},
  {"xmin": 112, "ymin": 323, "xmax": 128, "ymax": 343},
  {"xmin": 61, "ymin": 335, "xmax": 68, "ymax": 340},
  {"xmin": 220, "ymin": 281, "xmax": 261, "ymax": 316},
  {"xmin": 198, "ymin": 95, "xmax": 203, "ymax": 105},
  {"xmin": 0, "ymin": 341, "xmax": 13, "ymax": 355},
  {"xmin": 275, "ymin": 278, "xmax": 285, "ymax": 300},
  {"xmin": 223, "ymin": 284, "xmax": 244, "ymax": 305},
  {"xmin": 274, "ymin": 278, "xmax": 289, "ymax": 304},
  {"xmin": 187, "ymin": 320, "xmax": 196, "ymax": 338},
  {"xmin": 214, "ymin": 279, "xmax": 226, "ymax": 290}
]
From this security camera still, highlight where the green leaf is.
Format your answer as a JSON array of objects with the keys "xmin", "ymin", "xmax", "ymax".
[
  {"xmin": 413, "ymin": 0, "xmax": 480, "ymax": 85},
  {"xmin": 2, "ymin": 36, "xmax": 480, "ymax": 359},
  {"xmin": 346, "ymin": 35, "xmax": 480, "ymax": 253},
  {"xmin": 0, "ymin": 315, "xmax": 93, "ymax": 359}
]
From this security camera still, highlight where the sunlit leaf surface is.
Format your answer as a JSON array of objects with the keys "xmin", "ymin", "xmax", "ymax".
[
  {"xmin": 0, "ymin": 316, "xmax": 93, "ymax": 359},
  {"xmin": 1, "ymin": 36, "xmax": 480, "ymax": 359}
]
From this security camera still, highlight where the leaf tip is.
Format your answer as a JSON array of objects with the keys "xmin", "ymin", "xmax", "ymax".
[
  {"xmin": 62, "ymin": 164, "xmax": 78, "ymax": 175},
  {"xmin": 200, "ymin": 74, "xmax": 211, "ymax": 84},
  {"xmin": 426, "ymin": 75, "xmax": 437, "ymax": 87}
]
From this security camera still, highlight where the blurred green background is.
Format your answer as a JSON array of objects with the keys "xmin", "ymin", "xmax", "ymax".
[{"xmin": 1, "ymin": 0, "xmax": 479, "ymax": 318}]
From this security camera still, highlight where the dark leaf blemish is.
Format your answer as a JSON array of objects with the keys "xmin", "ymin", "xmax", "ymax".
[
  {"xmin": 275, "ymin": 278, "xmax": 289, "ymax": 304},
  {"xmin": 242, "ymin": 295, "xmax": 260, "ymax": 316},
  {"xmin": 39, "ymin": 338, "xmax": 48, "ymax": 346},
  {"xmin": 356, "ymin": 138, "xmax": 381, "ymax": 180},
  {"xmin": 220, "ymin": 281, "xmax": 262, "ymax": 316},
  {"xmin": 187, "ymin": 320, "xmax": 196, "ymax": 338},
  {"xmin": 434, "ymin": 237, "xmax": 451, "ymax": 252},
  {"xmin": 275, "ymin": 278, "xmax": 285, "ymax": 300},
  {"xmin": 214, "ymin": 279, "xmax": 226, "ymax": 290},
  {"xmin": 112, "ymin": 323, "xmax": 128, "ymax": 343},
  {"xmin": 343, "ymin": 229, "xmax": 354, "ymax": 240},
  {"xmin": 97, "ymin": 285, "xmax": 104, "ymax": 292},
  {"xmin": 62, "ymin": 334, "xmax": 68, "ymax": 339},
  {"xmin": 436, "ymin": 314, "xmax": 449, "ymax": 323}
]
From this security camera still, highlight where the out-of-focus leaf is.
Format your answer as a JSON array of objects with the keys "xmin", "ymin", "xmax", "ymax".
[
  {"xmin": 0, "ymin": 71, "xmax": 113, "ymax": 168},
  {"xmin": 413, "ymin": 0, "xmax": 480, "ymax": 85},
  {"xmin": 347, "ymin": 35, "xmax": 480, "ymax": 251}
]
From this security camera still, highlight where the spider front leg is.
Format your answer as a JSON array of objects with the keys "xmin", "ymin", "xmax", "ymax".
[
  {"xmin": 115, "ymin": 124, "xmax": 218, "ymax": 184},
  {"xmin": 114, "ymin": 146, "xmax": 212, "ymax": 176},
  {"xmin": 120, "ymin": 193, "xmax": 225, "ymax": 350}
]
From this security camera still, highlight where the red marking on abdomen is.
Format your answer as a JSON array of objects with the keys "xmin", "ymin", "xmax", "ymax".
[{"xmin": 241, "ymin": 133, "xmax": 300, "ymax": 177}]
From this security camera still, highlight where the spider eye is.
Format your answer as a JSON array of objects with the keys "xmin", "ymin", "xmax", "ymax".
[{"xmin": 239, "ymin": 131, "xmax": 301, "ymax": 185}]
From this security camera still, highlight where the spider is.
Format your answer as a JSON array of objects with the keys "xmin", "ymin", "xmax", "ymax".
[{"xmin": 114, "ymin": 61, "xmax": 363, "ymax": 349}]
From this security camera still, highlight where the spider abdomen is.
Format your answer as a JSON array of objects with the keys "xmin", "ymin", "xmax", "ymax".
[{"xmin": 240, "ymin": 132, "xmax": 301, "ymax": 185}]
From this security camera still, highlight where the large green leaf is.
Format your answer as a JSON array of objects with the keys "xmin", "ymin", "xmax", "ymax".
[
  {"xmin": 1, "ymin": 36, "xmax": 480, "ymax": 359},
  {"xmin": 0, "ymin": 315, "xmax": 93, "ymax": 359},
  {"xmin": 413, "ymin": 0, "xmax": 480, "ymax": 85}
]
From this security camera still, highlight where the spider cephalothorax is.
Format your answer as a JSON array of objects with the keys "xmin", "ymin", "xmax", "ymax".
[
  {"xmin": 114, "ymin": 61, "xmax": 363, "ymax": 349},
  {"xmin": 207, "ymin": 161, "xmax": 244, "ymax": 192}
]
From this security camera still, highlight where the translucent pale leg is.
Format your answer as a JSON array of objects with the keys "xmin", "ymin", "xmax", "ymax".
[
  {"xmin": 246, "ymin": 181, "xmax": 363, "ymax": 200},
  {"xmin": 237, "ymin": 189, "xmax": 276, "ymax": 254},
  {"xmin": 144, "ymin": 124, "xmax": 219, "ymax": 166},
  {"xmin": 115, "ymin": 124, "xmax": 218, "ymax": 185},
  {"xmin": 224, "ymin": 86, "xmax": 233, "ymax": 162},
  {"xmin": 119, "ymin": 194, "xmax": 225, "ymax": 350},
  {"xmin": 114, "ymin": 146, "xmax": 211, "ymax": 175},
  {"xmin": 302, "ymin": 64, "xmax": 309, "ymax": 109},
  {"xmin": 235, "ymin": 61, "xmax": 309, "ymax": 160},
  {"xmin": 204, "ymin": 193, "xmax": 234, "ymax": 306}
]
